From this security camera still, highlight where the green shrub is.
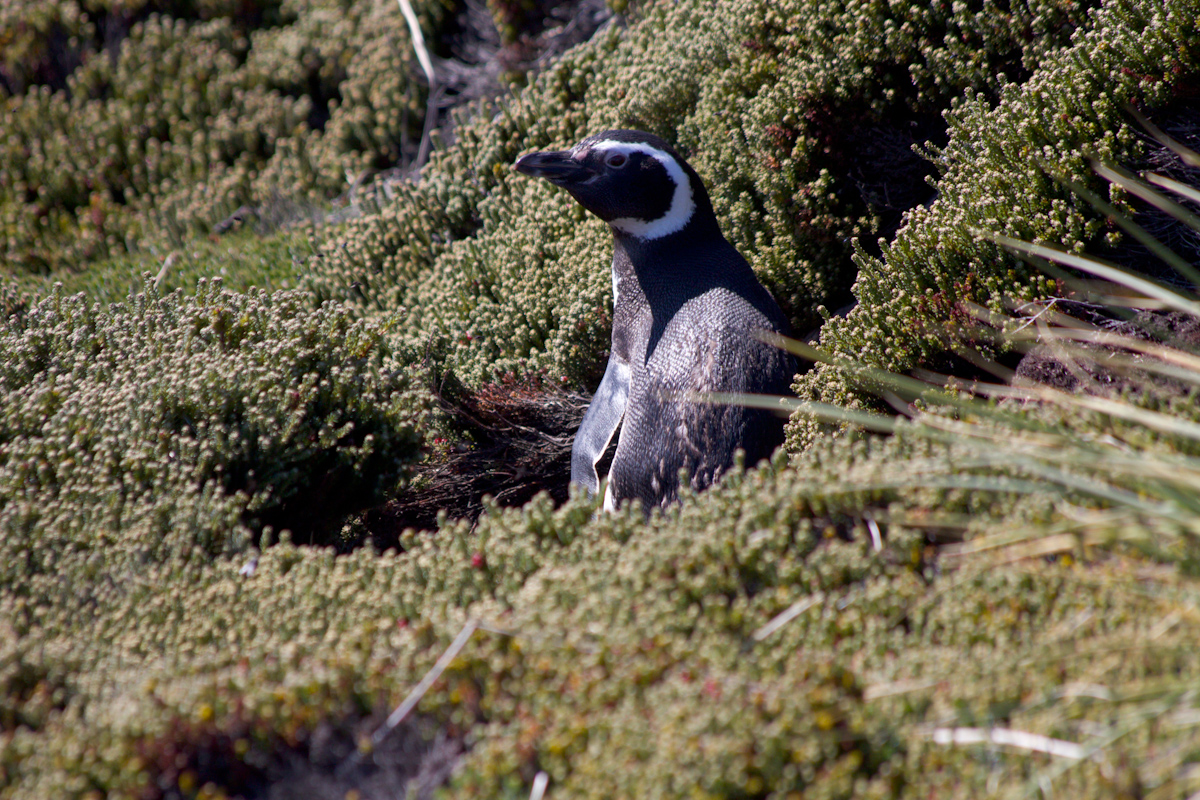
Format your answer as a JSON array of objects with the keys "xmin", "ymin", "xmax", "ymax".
[
  {"xmin": 789, "ymin": 0, "xmax": 1200, "ymax": 447},
  {"xmin": 3, "ymin": 0, "xmax": 1200, "ymax": 797},
  {"xmin": 4, "ymin": 436, "xmax": 1199, "ymax": 798},
  {"xmin": 0, "ymin": 0, "xmax": 452, "ymax": 273},
  {"xmin": 0, "ymin": 277, "xmax": 426, "ymax": 583}
]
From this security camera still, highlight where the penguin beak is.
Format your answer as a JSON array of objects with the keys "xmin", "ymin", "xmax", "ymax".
[{"xmin": 513, "ymin": 150, "xmax": 595, "ymax": 186}]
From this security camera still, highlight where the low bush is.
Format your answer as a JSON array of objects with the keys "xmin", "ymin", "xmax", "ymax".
[
  {"xmin": 2, "ymin": 0, "xmax": 1200, "ymax": 797},
  {"xmin": 790, "ymin": 0, "xmax": 1200, "ymax": 446},
  {"xmin": 0, "ymin": 0, "xmax": 452, "ymax": 272},
  {"xmin": 0, "ymin": 277, "xmax": 426, "ymax": 584}
]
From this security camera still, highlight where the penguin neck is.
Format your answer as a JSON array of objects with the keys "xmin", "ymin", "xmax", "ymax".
[{"xmin": 611, "ymin": 213, "xmax": 728, "ymax": 300}]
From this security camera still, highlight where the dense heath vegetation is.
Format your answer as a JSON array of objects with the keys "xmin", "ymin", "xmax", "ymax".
[{"xmin": 3, "ymin": 0, "xmax": 1200, "ymax": 797}]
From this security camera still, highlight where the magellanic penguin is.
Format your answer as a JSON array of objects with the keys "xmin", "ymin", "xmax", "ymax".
[{"xmin": 514, "ymin": 130, "xmax": 795, "ymax": 512}]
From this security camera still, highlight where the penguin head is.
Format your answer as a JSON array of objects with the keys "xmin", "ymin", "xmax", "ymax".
[{"xmin": 514, "ymin": 130, "xmax": 717, "ymax": 241}]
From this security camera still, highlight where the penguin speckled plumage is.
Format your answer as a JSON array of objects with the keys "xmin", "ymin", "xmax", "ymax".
[{"xmin": 515, "ymin": 130, "xmax": 795, "ymax": 512}]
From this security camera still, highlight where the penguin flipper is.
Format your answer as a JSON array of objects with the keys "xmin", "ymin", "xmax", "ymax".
[{"xmin": 571, "ymin": 356, "xmax": 631, "ymax": 495}]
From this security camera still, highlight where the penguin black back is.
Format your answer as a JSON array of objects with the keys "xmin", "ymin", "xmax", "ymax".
[{"xmin": 515, "ymin": 130, "xmax": 795, "ymax": 512}]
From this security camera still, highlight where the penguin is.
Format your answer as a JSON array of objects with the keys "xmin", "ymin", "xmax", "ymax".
[{"xmin": 514, "ymin": 129, "xmax": 795, "ymax": 512}]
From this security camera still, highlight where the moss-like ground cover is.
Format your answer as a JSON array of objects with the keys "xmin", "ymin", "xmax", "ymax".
[{"xmin": 3, "ymin": 0, "xmax": 1200, "ymax": 797}]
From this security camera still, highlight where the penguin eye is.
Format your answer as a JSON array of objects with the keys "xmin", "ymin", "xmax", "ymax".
[{"xmin": 605, "ymin": 153, "xmax": 628, "ymax": 168}]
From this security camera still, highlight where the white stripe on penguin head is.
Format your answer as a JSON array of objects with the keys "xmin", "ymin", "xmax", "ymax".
[{"xmin": 590, "ymin": 141, "xmax": 696, "ymax": 240}]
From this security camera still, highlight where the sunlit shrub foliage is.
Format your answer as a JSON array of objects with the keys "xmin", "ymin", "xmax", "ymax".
[{"xmin": 2, "ymin": 0, "xmax": 1200, "ymax": 797}]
